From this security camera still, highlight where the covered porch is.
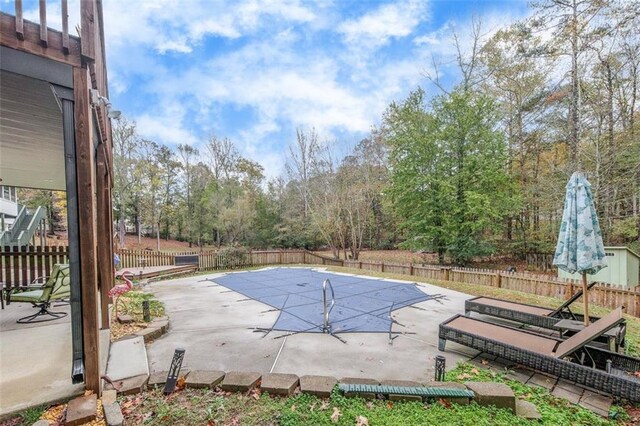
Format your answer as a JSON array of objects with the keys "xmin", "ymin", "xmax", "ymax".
[{"xmin": 0, "ymin": 0, "xmax": 115, "ymax": 416}]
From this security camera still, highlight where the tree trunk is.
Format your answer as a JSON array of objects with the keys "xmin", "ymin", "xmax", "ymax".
[{"xmin": 569, "ymin": 0, "xmax": 580, "ymax": 166}]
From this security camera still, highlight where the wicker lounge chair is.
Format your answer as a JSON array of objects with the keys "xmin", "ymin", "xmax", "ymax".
[
  {"xmin": 464, "ymin": 282, "xmax": 626, "ymax": 349},
  {"xmin": 439, "ymin": 307, "xmax": 640, "ymax": 402},
  {"xmin": 8, "ymin": 264, "xmax": 71, "ymax": 323}
]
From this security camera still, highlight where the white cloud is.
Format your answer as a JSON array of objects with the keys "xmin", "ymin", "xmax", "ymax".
[
  {"xmin": 338, "ymin": 0, "xmax": 429, "ymax": 50},
  {"xmin": 18, "ymin": 0, "xmax": 531, "ymax": 179}
]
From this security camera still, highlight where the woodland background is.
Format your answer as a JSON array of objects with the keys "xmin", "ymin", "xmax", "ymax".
[{"xmin": 20, "ymin": 0, "xmax": 640, "ymax": 266}]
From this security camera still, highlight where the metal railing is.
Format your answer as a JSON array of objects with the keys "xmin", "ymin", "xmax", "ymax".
[
  {"xmin": 322, "ymin": 279, "xmax": 335, "ymax": 333},
  {"xmin": 17, "ymin": 206, "xmax": 46, "ymax": 246}
]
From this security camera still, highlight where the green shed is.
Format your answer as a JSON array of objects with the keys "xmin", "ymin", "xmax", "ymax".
[{"xmin": 558, "ymin": 246, "xmax": 640, "ymax": 289}]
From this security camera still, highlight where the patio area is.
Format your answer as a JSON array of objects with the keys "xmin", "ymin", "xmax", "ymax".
[
  {"xmin": 0, "ymin": 301, "xmax": 109, "ymax": 416},
  {"xmin": 145, "ymin": 268, "xmax": 479, "ymax": 382},
  {"xmin": 142, "ymin": 267, "xmax": 623, "ymax": 417}
]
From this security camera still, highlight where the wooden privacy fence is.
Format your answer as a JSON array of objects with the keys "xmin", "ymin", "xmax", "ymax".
[
  {"xmin": 0, "ymin": 245, "xmax": 68, "ymax": 288},
  {"xmin": 4, "ymin": 247, "xmax": 639, "ymax": 317},
  {"xmin": 526, "ymin": 252, "xmax": 556, "ymax": 272}
]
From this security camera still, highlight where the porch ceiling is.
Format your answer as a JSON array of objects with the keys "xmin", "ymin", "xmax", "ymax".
[{"xmin": 0, "ymin": 70, "xmax": 66, "ymax": 191}]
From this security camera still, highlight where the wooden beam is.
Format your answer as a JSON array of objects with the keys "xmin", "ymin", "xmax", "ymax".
[
  {"xmin": 73, "ymin": 66, "xmax": 100, "ymax": 395},
  {"xmin": 80, "ymin": 0, "xmax": 96, "ymax": 62},
  {"xmin": 0, "ymin": 13, "xmax": 81, "ymax": 67},
  {"xmin": 61, "ymin": 0, "xmax": 69, "ymax": 53},
  {"xmin": 96, "ymin": 135, "xmax": 113, "ymax": 329},
  {"xmin": 38, "ymin": 0, "xmax": 47, "ymax": 47},
  {"xmin": 15, "ymin": 0, "xmax": 24, "ymax": 40}
]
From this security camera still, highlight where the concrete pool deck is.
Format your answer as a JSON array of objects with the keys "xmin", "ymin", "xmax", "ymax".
[{"xmin": 146, "ymin": 268, "xmax": 479, "ymax": 382}]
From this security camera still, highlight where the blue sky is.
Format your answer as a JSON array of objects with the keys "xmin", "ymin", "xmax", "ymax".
[{"xmin": 13, "ymin": 0, "xmax": 530, "ymax": 178}]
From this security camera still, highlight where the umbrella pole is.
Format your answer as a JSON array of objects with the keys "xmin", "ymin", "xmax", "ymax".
[{"xmin": 582, "ymin": 272, "xmax": 589, "ymax": 326}]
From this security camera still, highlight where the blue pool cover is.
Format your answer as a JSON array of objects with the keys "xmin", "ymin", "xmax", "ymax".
[{"xmin": 209, "ymin": 267, "xmax": 438, "ymax": 334}]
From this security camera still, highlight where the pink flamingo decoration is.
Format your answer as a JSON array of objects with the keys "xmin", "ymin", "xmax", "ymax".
[{"xmin": 110, "ymin": 271, "xmax": 134, "ymax": 316}]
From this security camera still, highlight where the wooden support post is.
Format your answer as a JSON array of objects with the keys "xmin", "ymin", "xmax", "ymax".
[
  {"xmin": 97, "ymin": 143, "xmax": 112, "ymax": 329},
  {"xmin": 80, "ymin": 0, "xmax": 96, "ymax": 62},
  {"xmin": 15, "ymin": 0, "xmax": 24, "ymax": 40},
  {"xmin": 61, "ymin": 0, "xmax": 69, "ymax": 53},
  {"xmin": 38, "ymin": 0, "xmax": 47, "ymax": 47},
  {"xmin": 495, "ymin": 272, "xmax": 502, "ymax": 288},
  {"xmin": 74, "ymin": 66, "xmax": 100, "ymax": 395},
  {"xmin": 409, "ymin": 265, "xmax": 414, "ymax": 276}
]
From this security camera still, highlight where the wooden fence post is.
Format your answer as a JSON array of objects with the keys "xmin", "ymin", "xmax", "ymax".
[
  {"xmin": 409, "ymin": 265, "xmax": 414, "ymax": 275},
  {"xmin": 565, "ymin": 281, "xmax": 574, "ymax": 300},
  {"xmin": 441, "ymin": 267, "xmax": 450, "ymax": 281},
  {"xmin": 495, "ymin": 272, "xmax": 502, "ymax": 288},
  {"xmin": 381, "ymin": 262, "xmax": 385, "ymax": 273}
]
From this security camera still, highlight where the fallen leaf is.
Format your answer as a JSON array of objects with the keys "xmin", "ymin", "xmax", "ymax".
[
  {"xmin": 320, "ymin": 401, "xmax": 330, "ymax": 411},
  {"xmin": 437, "ymin": 398, "xmax": 452, "ymax": 409},
  {"xmin": 386, "ymin": 401, "xmax": 394, "ymax": 409},
  {"xmin": 481, "ymin": 359, "xmax": 489, "ymax": 365},
  {"xmin": 331, "ymin": 407, "xmax": 341, "ymax": 423},
  {"xmin": 176, "ymin": 376, "xmax": 186, "ymax": 390},
  {"xmin": 291, "ymin": 404, "xmax": 296, "ymax": 411},
  {"xmin": 309, "ymin": 402, "xmax": 316, "ymax": 411},
  {"xmin": 470, "ymin": 368, "xmax": 479, "ymax": 375},
  {"xmin": 366, "ymin": 401, "xmax": 374, "ymax": 410},
  {"xmin": 208, "ymin": 421, "xmax": 216, "ymax": 426},
  {"xmin": 356, "ymin": 415, "xmax": 369, "ymax": 426},
  {"xmin": 456, "ymin": 373, "xmax": 472, "ymax": 380}
]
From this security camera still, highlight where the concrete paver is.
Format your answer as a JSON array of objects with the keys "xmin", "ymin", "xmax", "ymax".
[
  {"xmin": 106, "ymin": 336, "xmax": 149, "ymax": 381},
  {"xmin": 101, "ymin": 389, "xmax": 117, "ymax": 405},
  {"xmin": 65, "ymin": 393, "xmax": 97, "ymax": 426},
  {"xmin": 185, "ymin": 370, "xmax": 225, "ymax": 389},
  {"xmin": 220, "ymin": 371, "xmax": 261, "ymax": 392},
  {"xmin": 299, "ymin": 375, "xmax": 337, "ymax": 397},
  {"xmin": 527, "ymin": 373, "xmax": 557, "ymax": 390},
  {"xmin": 552, "ymin": 386, "xmax": 582, "ymax": 404},
  {"xmin": 147, "ymin": 371, "xmax": 169, "ymax": 388},
  {"xmin": 580, "ymin": 390, "xmax": 613, "ymax": 415},
  {"xmin": 465, "ymin": 382, "xmax": 516, "ymax": 413},
  {"xmin": 516, "ymin": 400, "xmax": 542, "ymax": 420},
  {"xmin": 261, "ymin": 373, "xmax": 299, "ymax": 396},
  {"xmin": 103, "ymin": 402, "xmax": 124, "ymax": 426},
  {"xmin": 105, "ymin": 374, "xmax": 149, "ymax": 395}
]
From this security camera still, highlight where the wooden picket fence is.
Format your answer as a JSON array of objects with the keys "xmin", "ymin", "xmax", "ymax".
[
  {"xmin": 3, "ymin": 246, "xmax": 639, "ymax": 317},
  {"xmin": 0, "ymin": 245, "xmax": 69, "ymax": 288}
]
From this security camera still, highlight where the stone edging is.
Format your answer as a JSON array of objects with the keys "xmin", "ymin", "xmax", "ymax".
[
  {"xmin": 114, "ymin": 316, "xmax": 169, "ymax": 344},
  {"xmin": 105, "ymin": 370, "xmax": 541, "ymax": 421}
]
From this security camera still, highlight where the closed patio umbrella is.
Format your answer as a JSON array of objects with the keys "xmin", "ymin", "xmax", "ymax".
[{"xmin": 553, "ymin": 172, "xmax": 607, "ymax": 326}]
